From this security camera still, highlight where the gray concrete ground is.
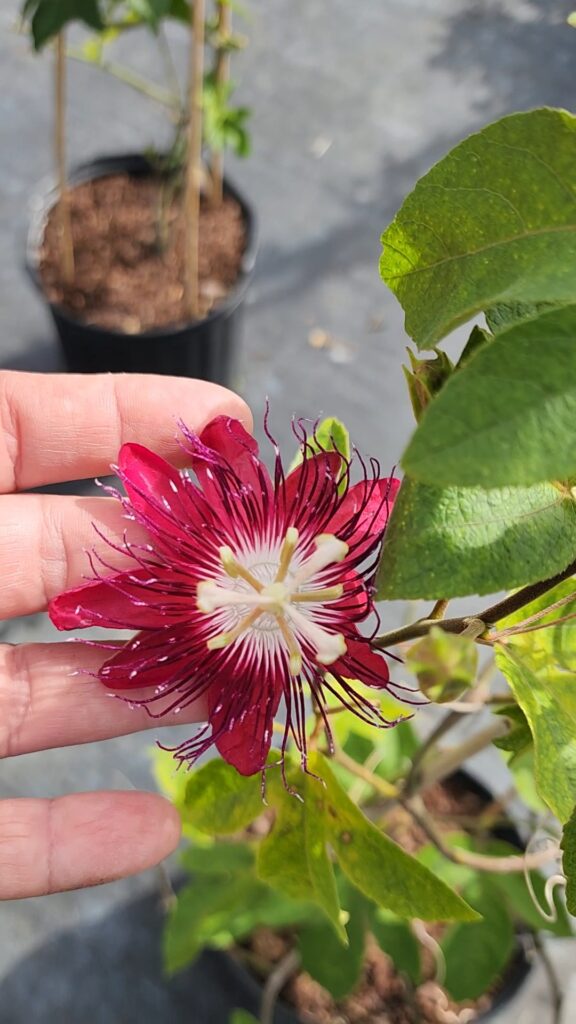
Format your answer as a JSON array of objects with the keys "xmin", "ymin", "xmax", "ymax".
[{"xmin": 1, "ymin": 0, "xmax": 576, "ymax": 1020}]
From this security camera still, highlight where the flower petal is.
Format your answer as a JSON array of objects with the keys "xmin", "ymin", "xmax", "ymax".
[
  {"xmin": 181, "ymin": 417, "xmax": 274, "ymax": 540},
  {"xmin": 281, "ymin": 452, "xmax": 342, "ymax": 533},
  {"xmin": 185, "ymin": 417, "xmax": 272, "ymax": 498},
  {"xmin": 326, "ymin": 477, "xmax": 401, "ymax": 560},
  {"xmin": 208, "ymin": 666, "xmax": 283, "ymax": 775},
  {"xmin": 97, "ymin": 624, "xmax": 207, "ymax": 692},
  {"xmin": 49, "ymin": 568, "xmax": 196, "ymax": 631},
  {"xmin": 117, "ymin": 443, "xmax": 221, "ymax": 559},
  {"xmin": 330, "ymin": 636, "xmax": 390, "ymax": 689}
]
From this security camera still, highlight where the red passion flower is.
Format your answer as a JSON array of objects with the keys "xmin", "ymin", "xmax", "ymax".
[{"xmin": 50, "ymin": 417, "xmax": 403, "ymax": 777}]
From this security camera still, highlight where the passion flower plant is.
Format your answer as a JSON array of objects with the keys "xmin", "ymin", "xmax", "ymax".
[{"xmin": 50, "ymin": 417, "xmax": 403, "ymax": 776}]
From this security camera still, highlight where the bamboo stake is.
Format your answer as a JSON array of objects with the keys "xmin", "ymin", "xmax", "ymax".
[
  {"xmin": 55, "ymin": 32, "xmax": 75, "ymax": 285},
  {"xmin": 184, "ymin": 0, "xmax": 206, "ymax": 320},
  {"xmin": 210, "ymin": 0, "xmax": 231, "ymax": 205}
]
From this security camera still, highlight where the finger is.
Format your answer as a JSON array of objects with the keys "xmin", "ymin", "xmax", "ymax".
[
  {"xmin": 0, "ymin": 643, "xmax": 207, "ymax": 757},
  {"xmin": 0, "ymin": 494, "xmax": 153, "ymax": 618},
  {"xmin": 0, "ymin": 370, "xmax": 251, "ymax": 493},
  {"xmin": 0, "ymin": 791, "xmax": 181, "ymax": 899}
]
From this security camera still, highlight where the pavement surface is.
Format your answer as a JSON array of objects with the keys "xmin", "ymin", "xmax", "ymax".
[{"xmin": 1, "ymin": 0, "xmax": 576, "ymax": 1021}]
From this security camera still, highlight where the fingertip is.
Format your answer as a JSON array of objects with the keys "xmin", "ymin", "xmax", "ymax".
[{"xmin": 203, "ymin": 382, "xmax": 253, "ymax": 433}]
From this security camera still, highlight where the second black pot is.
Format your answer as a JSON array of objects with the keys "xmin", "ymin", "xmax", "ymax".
[{"xmin": 26, "ymin": 154, "xmax": 257, "ymax": 385}]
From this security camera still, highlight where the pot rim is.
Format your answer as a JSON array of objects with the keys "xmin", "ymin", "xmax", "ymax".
[{"xmin": 25, "ymin": 152, "xmax": 258, "ymax": 341}]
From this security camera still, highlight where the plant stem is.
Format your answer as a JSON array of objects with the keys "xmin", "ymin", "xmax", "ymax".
[
  {"xmin": 67, "ymin": 48, "xmax": 180, "ymax": 111},
  {"xmin": 416, "ymin": 718, "xmax": 508, "ymax": 790},
  {"xmin": 372, "ymin": 557, "xmax": 576, "ymax": 650},
  {"xmin": 184, "ymin": 0, "xmax": 205, "ymax": 319},
  {"xmin": 210, "ymin": 0, "xmax": 232, "ymax": 205},
  {"xmin": 260, "ymin": 948, "xmax": 300, "ymax": 1024},
  {"xmin": 331, "ymin": 748, "xmax": 398, "ymax": 799},
  {"xmin": 158, "ymin": 25, "xmax": 183, "ymax": 111},
  {"xmin": 54, "ymin": 32, "xmax": 74, "ymax": 285},
  {"xmin": 403, "ymin": 710, "xmax": 462, "ymax": 796},
  {"xmin": 403, "ymin": 797, "xmax": 560, "ymax": 874}
]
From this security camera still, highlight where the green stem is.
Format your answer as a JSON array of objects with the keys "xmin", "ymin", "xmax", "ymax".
[
  {"xmin": 416, "ymin": 718, "xmax": 508, "ymax": 791},
  {"xmin": 372, "ymin": 556, "xmax": 576, "ymax": 650},
  {"xmin": 67, "ymin": 48, "xmax": 180, "ymax": 111},
  {"xmin": 330, "ymin": 748, "xmax": 398, "ymax": 799}
]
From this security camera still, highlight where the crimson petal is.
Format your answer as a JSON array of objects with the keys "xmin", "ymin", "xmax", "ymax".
[
  {"xmin": 209, "ymin": 666, "xmax": 283, "ymax": 775},
  {"xmin": 326, "ymin": 477, "xmax": 401, "ymax": 561},
  {"xmin": 49, "ymin": 568, "xmax": 195, "ymax": 630},
  {"xmin": 330, "ymin": 636, "xmax": 391, "ymax": 689}
]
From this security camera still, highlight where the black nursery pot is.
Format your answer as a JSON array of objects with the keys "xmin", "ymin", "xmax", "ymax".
[{"xmin": 26, "ymin": 154, "xmax": 257, "ymax": 385}]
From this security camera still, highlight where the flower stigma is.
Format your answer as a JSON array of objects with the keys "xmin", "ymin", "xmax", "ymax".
[{"xmin": 197, "ymin": 526, "xmax": 348, "ymax": 675}]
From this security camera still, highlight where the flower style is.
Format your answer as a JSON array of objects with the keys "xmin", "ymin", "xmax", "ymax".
[{"xmin": 50, "ymin": 417, "xmax": 403, "ymax": 777}]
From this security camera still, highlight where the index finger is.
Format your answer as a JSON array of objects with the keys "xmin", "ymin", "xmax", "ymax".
[{"xmin": 0, "ymin": 371, "xmax": 251, "ymax": 493}]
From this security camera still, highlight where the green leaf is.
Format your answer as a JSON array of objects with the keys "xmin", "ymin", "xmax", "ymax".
[
  {"xmin": 561, "ymin": 807, "xmax": 576, "ymax": 915},
  {"xmin": 124, "ymin": 0, "xmax": 171, "ymax": 27},
  {"xmin": 257, "ymin": 769, "xmax": 346, "ymax": 943},
  {"xmin": 485, "ymin": 301, "xmax": 560, "ymax": 335},
  {"xmin": 403, "ymin": 348, "xmax": 453, "ymax": 422},
  {"xmin": 312, "ymin": 754, "xmax": 479, "ymax": 922},
  {"xmin": 182, "ymin": 759, "xmax": 264, "ymax": 835},
  {"xmin": 168, "ymin": 0, "xmax": 191, "ymax": 20},
  {"xmin": 370, "ymin": 910, "xmax": 421, "ymax": 984},
  {"xmin": 298, "ymin": 880, "xmax": 368, "ymax": 999},
  {"xmin": 442, "ymin": 877, "xmax": 514, "ymax": 1002},
  {"xmin": 456, "ymin": 325, "xmax": 492, "ymax": 368},
  {"xmin": 402, "ymin": 306, "xmax": 576, "ymax": 488},
  {"xmin": 25, "ymin": 0, "xmax": 104, "ymax": 49},
  {"xmin": 180, "ymin": 842, "xmax": 255, "ymax": 877},
  {"xmin": 406, "ymin": 626, "xmax": 478, "ymax": 703},
  {"xmin": 377, "ymin": 476, "xmax": 576, "ymax": 599},
  {"xmin": 165, "ymin": 872, "xmax": 313, "ymax": 974},
  {"xmin": 496, "ymin": 643, "xmax": 576, "ymax": 822},
  {"xmin": 493, "ymin": 704, "xmax": 532, "ymax": 761},
  {"xmin": 380, "ymin": 108, "xmax": 576, "ymax": 349}
]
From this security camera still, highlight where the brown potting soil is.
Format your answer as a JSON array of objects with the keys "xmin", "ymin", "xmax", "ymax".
[
  {"xmin": 238, "ymin": 777, "xmax": 511, "ymax": 1024},
  {"xmin": 39, "ymin": 173, "xmax": 246, "ymax": 333}
]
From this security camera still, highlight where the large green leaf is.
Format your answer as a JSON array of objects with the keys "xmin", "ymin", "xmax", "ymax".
[
  {"xmin": 561, "ymin": 808, "xmax": 576, "ymax": 916},
  {"xmin": 24, "ymin": 0, "xmax": 104, "ymax": 48},
  {"xmin": 312, "ymin": 754, "xmax": 478, "ymax": 922},
  {"xmin": 257, "ymin": 769, "xmax": 346, "ymax": 943},
  {"xmin": 181, "ymin": 759, "xmax": 264, "ymax": 835},
  {"xmin": 442, "ymin": 878, "xmax": 514, "ymax": 1002},
  {"xmin": 402, "ymin": 306, "xmax": 576, "ymax": 488},
  {"xmin": 380, "ymin": 108, "xmax": 576, "ymax": 349},
  {"xmin": 496, "ymin": 643, "xmax": 576, "ymax": 822},
  {"xmin": 377, "ymin": 476, "xmax": 576, "ymax": 599}
]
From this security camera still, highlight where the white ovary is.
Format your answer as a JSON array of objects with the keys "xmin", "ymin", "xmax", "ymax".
[{"xmin": 196, "ymin": 528, "xmax": 349, "ymax": 674}]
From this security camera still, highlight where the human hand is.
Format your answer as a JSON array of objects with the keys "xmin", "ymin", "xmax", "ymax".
[{"xmin": 0, "ymin": 370, "xmax": 251, "ymax": 900}]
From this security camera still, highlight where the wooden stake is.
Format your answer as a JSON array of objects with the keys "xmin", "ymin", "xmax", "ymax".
[
  {"xmin": 210, "ymin": 0, "xmax": 231, "ymax": 206},
  {"xmin": 55, "ymin": 32, "xmax": 75, "ymax": 285},
  {"xmin": 184, "ymin": 0, "xmax": 206, "ymax": 320}
]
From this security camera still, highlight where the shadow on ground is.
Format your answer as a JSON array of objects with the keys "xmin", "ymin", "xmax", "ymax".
[{"xmin": 0, "ymin": 889, "xmax": 296, "ymax": 1024}]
